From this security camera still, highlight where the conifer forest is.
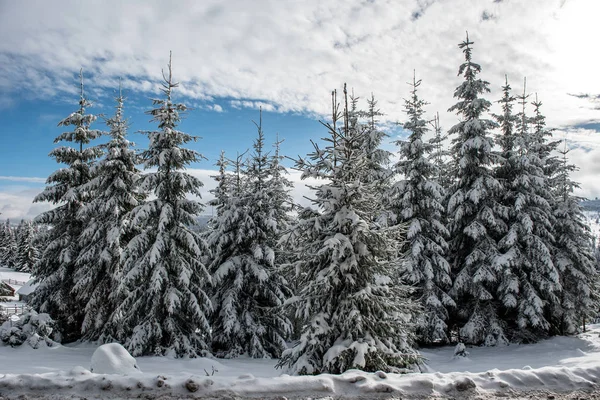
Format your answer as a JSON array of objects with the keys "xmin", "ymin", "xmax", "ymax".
[{"xmin": 2, "ymin": 35, "xmax": 597, "ymax": 377}]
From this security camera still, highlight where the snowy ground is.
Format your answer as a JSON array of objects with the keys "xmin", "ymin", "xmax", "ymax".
[
  {"xmin": 0, "ymin": 266, "xmax": 31, "ymax": 285},
  {"xmin": 1, "ymin": 327, "xmax": 600, "ymax": 398}
]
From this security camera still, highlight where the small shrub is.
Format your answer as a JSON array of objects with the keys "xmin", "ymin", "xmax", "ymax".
[{"xmin": 0, "ymin": 310, "xmax": 58, "ymax": 348}]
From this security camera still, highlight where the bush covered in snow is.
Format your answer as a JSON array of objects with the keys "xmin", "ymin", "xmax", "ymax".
[{"xmin": 0, "ymin": 310, "xmax": 58, "ymax": 348}]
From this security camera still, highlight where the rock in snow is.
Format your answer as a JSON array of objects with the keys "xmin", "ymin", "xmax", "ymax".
[{"xmin": 90, "ymin": 343, "xmax": 142, "ymax": 375}]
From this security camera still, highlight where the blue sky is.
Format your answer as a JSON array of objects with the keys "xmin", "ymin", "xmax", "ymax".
[
  {"xmin": 1, "ymin": 0, "xmax": 599, "ymax": 220},
  {"xmin": 0, "ymin": 90, "xmax": 324, "ymax": 177}
]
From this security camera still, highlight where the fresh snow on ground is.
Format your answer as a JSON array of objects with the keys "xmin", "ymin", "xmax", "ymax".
[
  {"xmin": 1, "ymin": 326, "xmax": 600, "ymax": 398},
  {"xmin": 0, "ymin": 266, "xmax": 31, "ymax": 285}
]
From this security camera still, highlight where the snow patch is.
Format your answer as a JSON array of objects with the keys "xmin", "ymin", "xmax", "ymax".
[{"xmin": 90, "ymin": 343, "xmax": 142, "ymax": 375}]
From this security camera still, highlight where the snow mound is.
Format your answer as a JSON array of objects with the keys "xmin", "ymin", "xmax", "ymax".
[{"xmin": 90, "ymin": 343, "xmax": 142, "ymax": 375}]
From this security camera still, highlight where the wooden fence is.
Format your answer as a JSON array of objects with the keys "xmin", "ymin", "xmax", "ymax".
[
  {"xmin": 0, "ymin": 304, "xmax": 30, "ymax": 317},
  {"xmin": 1, "ymin": 278, "xmax": 28, "ymax": 286}
]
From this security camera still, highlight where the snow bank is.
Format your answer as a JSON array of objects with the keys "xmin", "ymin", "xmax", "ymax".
[
  {"xmin": 90, "ymin": 343, "xmax": 142, "ymax": 375},
  {"xmin": 0, "ymin": 363, "xmax": 598, "ymax": 399},
  {"xmin": 1, "ymin": 327, "xmax": 600, "ymax": 398}
]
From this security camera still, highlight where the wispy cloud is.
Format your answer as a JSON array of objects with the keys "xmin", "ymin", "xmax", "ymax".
[
  {"xmin": 2, "ymin": 0, "xmax": 598, "ymax": 129},
  {"xmin": 0, "ymin": 176, "xmax": 46, "ymax": 183},
  {"xmin": 2, "ymin": 0, "xmax": 600, "ymax": 198}
]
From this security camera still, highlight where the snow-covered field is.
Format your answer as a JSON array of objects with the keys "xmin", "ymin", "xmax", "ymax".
[{"xmin": 1, "ymin": 326, "xmax": 600, "ymax": 398}]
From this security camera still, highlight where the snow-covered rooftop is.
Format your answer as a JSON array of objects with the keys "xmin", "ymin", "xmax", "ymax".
[{"xmin": 16, "ymin": 278, "xmax": 38, "ymax": 296}]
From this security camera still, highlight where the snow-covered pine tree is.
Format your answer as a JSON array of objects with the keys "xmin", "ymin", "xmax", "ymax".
[
  {"xmin": 0, "ymin": 220, "xmax": 7, "ymax": 267},
  {"xmin": 552, "ymin": 142, "xmax": 598, "ymax": 334},
  {"xmin": 357, "ymin": 93, "xmax": 391, "ymax": 185},
  {"xmin": 117, "ymin": 54, "xmax": 212, "ymax": 357},
  {"xmin": 269, "ymin": 134, "xmax": 300, "ymax": 338},
  {"xmin": 277, "ymin": 85, "xmax": 420, "ymax": 375},
  {"xmin": 0, "ymin": 220, "xmax": 16, "ymax": 269},
  {"xmin": 493, "ymin": 79, "xmax": 560, "ymax": 342},
  {"xmin": 31, "ymin": 70, "xmax": 103, "ymax": 342},
  {"xmin": 389, "ymin": 73, "xmax": 453, "ymax": 345},
  {"xmin": 428, "ymin": 112, "xmax": 453, "ymax": 191},
  {"xmin": 530, "ymin": 95, "xmax": 562, "ymax": 190},
  {"xmin": 208, "ymin": 150, "xmax": 230, "ymax": 220},
  {"xmin": 73, "ymin": 85, "xmax": 144, "ymax": 342},
  {"xmin": 446, "ymin": 35, "xmax": 507, "ymax": 345},
  {"xmin": 493, "ymin": 77, "xmax": 519, "ymax": 194},
  {"xmin": 208, "ymin": 112, "xmax": 292, "ymax": 359},
  {"xmin": 269, "ymin": 134, "xmax": 296, "ymax": 232},
  {"xmin": 15, "ymin": 220, "xmax": 39, "ymax": 273}
]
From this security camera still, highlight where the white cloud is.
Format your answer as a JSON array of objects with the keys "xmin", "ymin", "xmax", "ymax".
[
  {"xmin": 2, "ymin": 0, "xmax": 600, "ymax": 195},
  {"xmin": 0, "ymin": 176, "xmax": 46, "ymax": 183},
  {"xmin": 3, "ymin": 0, "xmax": 598, "ymax": 129},
  {"xmin": 230, "ymin": 100, "xmax": 277, "ymax": 112},
  {"xmin": 0, "ymin": 186, "xmax": 51, "ymax": 221}
]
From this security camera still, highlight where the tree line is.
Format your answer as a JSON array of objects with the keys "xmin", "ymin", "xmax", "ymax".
[
  {"xmin": 0, "ymin": 220, "xmax": 42, "ymax": 273},
  {"xmin": 25, "ymin": 36, "xmax": 597, "ymax": 375}
]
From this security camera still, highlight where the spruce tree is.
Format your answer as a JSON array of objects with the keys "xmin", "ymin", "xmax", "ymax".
[
  {"xmin": 389, "ymin": 74, "xmax": 453, "ymax": 345},
  {"xmin": 347, "ymin": 92, "xmax": 391, "ymax": 226},
  {"xmin": 446, "ymin": 35, "xmax": 507, "ymax": 345},
  {"xmin": 117, "ymin": 54, "xmax": 211, "ymax": 357},
  {"xmin": 15, "ymin": 220, "xmax": 39, "ymax": 273},
  {"xmin": 493, "ymin": 77, "xmax": 519, "ymax": 192},
  {"xmin": 493, "ymin": 80, "xmax": 559, "ymax": 342},
  {"xmin": 277, "ymin": 87, "xmax": 420, "ymax": 375},
  {"xmin": 31, "ymin": 70, "xmax": 103, "ymax": 341},
  {"xmin": 0, "ymin": 220, "xmax": 16, "ymax": 269},
  {"xmin": 530, "ymin": 96, "xmax": 562, "ymax": 188},
  {"xmin": 269, "ymin": 135, "xmax": 299, "ymax": 338},
  {"xmin": 428, "ymin": 112, "xmax": 453, "ymax": 191},
  {"xmin": 269, "ymin": 134, "xmax": 296, "ymax": 232},
  {"xmin": 552, "ymin": 142, "xmax": 598, "ymax": 334},
  {"xmin": 208, "ymin": 150, "xmax": 231, "ymax": 219},
  {"xmin": 208, "ymin": 113, "xmax": 292, "ymax": 358},
  {"xmin": 74, "ymin": 85, "xmax": 144, "ymax": 342}
]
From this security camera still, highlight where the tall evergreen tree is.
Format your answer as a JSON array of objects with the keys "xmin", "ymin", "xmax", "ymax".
[
  {"xmin": 493, "ymin": 77, "xmax": 519, "ymax": 191},
  {"xmin": 446, "ymin": 35, "xmax": 507, "ymax": 345},
  {"xmin": 530, "ymin": 95, "xmax": 561, "ymax": 189},
  {"xmin": 208, "ymin": 113, "xmax": 292, "ymax": 358},
  {"xmin": 269, "ymin": 134, "xmax": 296, "ymax": 232},
  {"xmin": 31, "ymin": 70, "xmax": 103, "ymax": 341},
  {"xmin": 428, "ymin": 112, "xmax": 453, "ymax": 191},
  {"xmin": 0, "ymin": 220, "xmax": 16, "ymax": 269},
  {"xmin": 277, "ymin": 87, "xmax": 420, "ymax": 375},
  {"xmin": 15, "ymin": 220, "xmax": 39, "ymax": 273},
  {"xmin": 493, "ymin": 80, "xmax": 559, "ymax": 342},
  {"xmin": 74, "ymin": 85, "xmax": 144, "ymax": 342},
  {"xmin": 208, "ymin": 150, "xmax": 231, "ymax": 220},
  {"xmin": 117, "ymin": 54, "xmax": 211, "ymax": 357},
  {"xmin": 389, "ymin": 74, "xmax": 453, "ymax": 344},
  {"xmin": 552, "ymin": 142, "xmax": 598, "ymax": 334},
  {"xmin": 269, "ymin": 134, "xmax": 299, "ymax": 338}
]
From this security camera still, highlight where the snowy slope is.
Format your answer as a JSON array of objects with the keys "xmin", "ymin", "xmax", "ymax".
[{"xmin": 1, "ymin": 327, "xmax": 600, "ymax": 398}]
